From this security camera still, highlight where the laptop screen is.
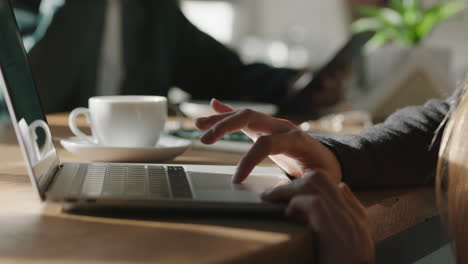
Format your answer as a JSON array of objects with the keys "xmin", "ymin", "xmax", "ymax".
[{"xmin": 0, "ymin": 0, "xmax": 60, "ymax": 196}]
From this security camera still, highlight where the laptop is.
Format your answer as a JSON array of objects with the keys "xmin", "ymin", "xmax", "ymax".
[{"xmin": 0, "ymin": 0, "xmax": 290, "ymax": 211}]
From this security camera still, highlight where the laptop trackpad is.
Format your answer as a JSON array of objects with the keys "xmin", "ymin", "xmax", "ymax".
[
  {"xmin": 189, "ymin": 172, "xmax": 288, "ymax": 193},
  {"xmin": 189, "ymin": 172, "xmax": 288, "ymax": 202}
]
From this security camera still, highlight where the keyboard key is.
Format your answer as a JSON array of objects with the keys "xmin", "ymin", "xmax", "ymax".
[
  {"xmin": 81, "ymin": 165, "xmax": 106, "ymax": 196},
  {"xmin": 102, "ymin": 166, "xmax": 126, "ymax": 197},
  {"xmin": 167, "ymin": 166, "xmax": 192, "ymax": 199},
  {"xmin": 68, "ymin": 164, "xmax": 88, "ymax": 197},
  {"xmin": 125, "ymin": 166, "xmax": 147, "ymax": 197},
  {"xmin": 147, "ymin": 166, "xmax": 170, "ymax": 199}
]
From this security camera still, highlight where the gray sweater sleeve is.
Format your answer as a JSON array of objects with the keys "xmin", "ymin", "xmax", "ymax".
[{"xmin": 312, "ymin": 92, "xmax": 458, "ymax": 188}]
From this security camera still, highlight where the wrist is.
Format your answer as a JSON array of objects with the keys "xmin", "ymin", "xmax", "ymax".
[{"xmin": 319, "ymin": 142, "xmax": 343, "ymax": 183}]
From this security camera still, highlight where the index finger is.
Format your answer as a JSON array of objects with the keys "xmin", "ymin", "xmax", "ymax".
[
  {"xmin": 210, "ymin": 99, "xmax": 297, "ymax": 140},
  {"xmin": 200, "ymin": 108, "xmax": 294, "ymax": 145}
]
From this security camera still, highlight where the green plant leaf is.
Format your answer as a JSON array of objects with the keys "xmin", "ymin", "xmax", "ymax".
[
  {"xmin": 364, "ymin": 31, "xmax": 394, "ymax": 53},
  {"xmin": 389, "ymin": 0, "xmax": 405, "ymax": 13},
  {"xmin": 351, "ymin": 17, "xmax": 383, "ymax": 33},
  {"xmin": 401, "ymin": 0, "xmax": 419, "ymax": 10},
  {"xmin": 425, "ymin": 1, "xmax": 465, "ymax": 19},
  {"xmin": 401, "ymin": 27, "xmax": 419, "ymax": 44},
  {"xmin": 356, "ymin": 5, "xmax": 403, "ymax": 26},
  {"xmin": 417, "ymin": 1, "xmax": 465, "ymax": 38},
  {"xmin": 416, "ymin": 12, "xmax": 440, "ymax": 39},
  {"xmin": 352, "ymin": 0, "xmax": 462, "ymax": 48},
  {"xmin": 402, "ymin": 7, "xmax": 422, "ymax": 26}
]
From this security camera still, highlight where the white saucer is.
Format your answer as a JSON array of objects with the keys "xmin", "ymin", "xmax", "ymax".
[
  {"xmin": 60, "ymin": 135, "xmax": 192, "ymax": 162},
  {"xmin": 179, "ymin": 100, "xmax": 278, "ymax": 119}
]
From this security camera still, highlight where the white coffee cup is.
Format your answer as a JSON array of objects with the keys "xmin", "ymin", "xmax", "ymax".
[
  {"xmin": 68, "ymin": 96, "xmax": 167, "ymax": 148},
  {"xmin": 18, "ymin": 118, "xmax": 53, "ymax": 165}
]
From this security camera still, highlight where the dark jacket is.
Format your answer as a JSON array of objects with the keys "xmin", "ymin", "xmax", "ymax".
[{"xmin": 315, "ymin": 88, "xmax": 460, "ymax": 188}]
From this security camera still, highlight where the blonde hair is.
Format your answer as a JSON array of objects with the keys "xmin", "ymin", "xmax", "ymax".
[{"xmin": 436, "ymin": 85, "xmax": 468, "ymax": 263}]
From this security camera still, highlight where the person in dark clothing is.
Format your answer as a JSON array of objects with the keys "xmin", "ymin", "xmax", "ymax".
[
  {"xmin": 195, "ymin": 86, "xmax": 464, "ymax": 263},
  {"xmin": 8, "ymin": 0, "xmax": 346, "ymax": 114}
]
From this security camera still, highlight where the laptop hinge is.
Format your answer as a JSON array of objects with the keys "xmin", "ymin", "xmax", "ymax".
[{"xmin": 37, "ymin": 164, "xmax": 62, "ymax": 198}]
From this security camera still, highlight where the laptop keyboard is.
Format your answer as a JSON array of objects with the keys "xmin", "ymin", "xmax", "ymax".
[{"xmin": 73, "ymin": 164, "xmax": 192, "ymax": 199}]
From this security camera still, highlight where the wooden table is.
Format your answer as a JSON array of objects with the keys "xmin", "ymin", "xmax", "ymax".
[{"xmin": 0, "ymin": 114, "xmax": 445, "ymax": 263}]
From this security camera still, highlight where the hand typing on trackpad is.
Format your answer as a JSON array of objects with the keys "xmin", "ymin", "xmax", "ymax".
[{"xmin": 189, "ymin": 172, "xmax": 285, "ymax": 192}]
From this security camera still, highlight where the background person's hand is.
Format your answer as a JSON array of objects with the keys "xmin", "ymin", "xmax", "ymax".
[
  {"xmin": 262, "ymin": 170, "xmax": 374, "ymax": 264},
  {"xmin": 195, "ymin": 99, "xmax": 342, "ymax": 184},
  {"xmin": 285, "ymin": 60, "xmax": 353, "ymax": 114},
  {"xmin": 310, "ymin": 61, "xmax": 353, "ymax": 108}
]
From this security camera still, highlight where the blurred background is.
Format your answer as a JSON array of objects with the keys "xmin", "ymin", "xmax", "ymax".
[
  {"xmin": 1, "ymin": 0, "xmax": 467, "ymax": 125},
  {"xmin": 180, "ymin": 0, "xmax": 467, "ymax": 121},
  {"xmin": 180, "ymin": 0, "xmax": 467, "ymax": 80},
  {"xmin": 181, "ymin": 0, "xmax": 350, "ymax": 69}
]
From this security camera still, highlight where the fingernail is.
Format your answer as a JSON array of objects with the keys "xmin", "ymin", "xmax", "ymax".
[{"xmin": 340, "ymin": 183, "xmax": 352, "ymax": 194}]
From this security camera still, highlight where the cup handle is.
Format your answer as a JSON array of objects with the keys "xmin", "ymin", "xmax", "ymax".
[
  {"xmin": 69, "ymin": 108, "xmax": 97, "ymax": 144},
  {"xmin": 28, "ymin": 120, "xmax": 52, "ymax": 161}
]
